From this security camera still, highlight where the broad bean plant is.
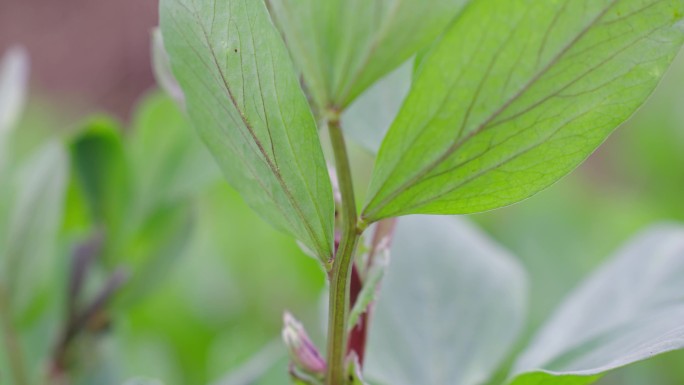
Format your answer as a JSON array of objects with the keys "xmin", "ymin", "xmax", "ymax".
[
  {"xmin": 157, "ymin": 0, "xmax": 684, "ymax": 384},
  {"xmin": 1, "ymin": 0, "xmax": 684, "ymax": 385}
]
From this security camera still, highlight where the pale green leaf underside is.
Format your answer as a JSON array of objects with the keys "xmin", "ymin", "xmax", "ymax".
[
  {"xmin": 508, "ymin": 225, "xmax": 684, "ymax": 385},
  {"xmin": 366, "ymin": 216, "xmax": 527, "ymax": 385},
  {"xmin": 160, "ymin": 0, "xmax": 334, "ymax": 259},
  {"xmin": 266, "ymin": 0, "xmax": 469, "ymax": 109},
  {"xmin": 363, "ymin": 0, "xmax": 684, "ymax": 222}
]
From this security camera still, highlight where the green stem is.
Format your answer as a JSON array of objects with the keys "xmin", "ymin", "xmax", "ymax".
[
  {"xmin": 0, "ymin": 285, "xmax": 29, "ymax": 385},
  {"xmin": 325, "ymin": 116, "xmax": 362, "ymax": 385}
]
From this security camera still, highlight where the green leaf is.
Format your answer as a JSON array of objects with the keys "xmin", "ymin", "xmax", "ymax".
[
  {"xmin": 127, "ymin": 93, "xmax": 219, "ymax": 224},
  {"xmin": 70, "ymin": 117, "xmax": 130, "ymax": 233},
  {"xmin": 365, "ymin": 216, "xmax": 527, "ymax": 385},
  {"xmin": 115, "ymin": 204, "xmax": 194, "ymax": 308},
  {"xmin": 266, "ymin": 0, "xmax": 470, "ymax": 109},
  {"xmin": 0, "ymin": 142, "xmax": 68, "ymax": 315},
  {"xmin": 507, "ymin": 224, "xmax": 684, "ymax": 385},
  {"xmin": 160, "ymin": 0, "xmax": 334, "ymax": 260},
  {"xmin": 363, "ymin": 0, "xmax": 684, "ymax": 222}
]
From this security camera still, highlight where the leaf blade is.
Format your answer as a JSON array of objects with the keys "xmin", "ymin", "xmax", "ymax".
[
  {"xmin": 365, "ymin": 216, "xmax": 527, "ymax": 385},
  {"xmin": 267, "ymin": 0, "xmax": 470, "ymax": 108},
  {"xmin": 507, "ymin": 224, "xmax": 684, "ymax": 385},
  {"xmin": 0, "ymin": 142, "xmax": 69, "ymax": 315},
  {"xmin": 363, "ymin": 0, "xmax": 684, "ymax": 222},
  {"xmin": 160, "ymin": 0, "xmax": 334, "ymax": 259}
]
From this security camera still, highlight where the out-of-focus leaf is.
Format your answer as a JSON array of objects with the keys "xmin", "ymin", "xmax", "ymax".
[
  {"xmin": 363, "ymin": 0, "xmax": 684, "ymax": 222},
  {"xmin": 0, "ymin": 46, "xmax": 29, "ymax": 173},
  {"xmin": 70, "ymin": 117, "xmax": 129, "ymax": 234},
  {"xmin": 209, "ymin": 340, "xmax": 284, "ymax": 385},
  {"xmin": 127, "ymin": 93, "xmax": 219, "ymax": 224},
  {"xmin": 0, "ymin": 142, "xmax": 68, "ymax": 315},
  {"xmin": 365, "ymin": 216, "xmax": 527, "ymax": 385},
  {"xmin": 267, "ymin": 0, "xmax": 469, "ymax": 109},
  {"xmin": 507, "ymin": 224, "xmax": 684, "ymax": 385},
  {"xmin": 122, "ymin": 378, "xmax": 165, "ymax": 385},
  {"xmin": 342, "ymin": 60, "xmax": 412, "ymax": 154},
  {"xmin": 160, "ymin": 0, "xmax": 334, "ymax": 260},
  {"xmin": 151, "ymin": 28, "xmax": 185, "ymax": 106},
  {"xmin": 0, "ymin": 47, "xmax": 29, "ymax": 138},
  {"xmin": 115, "ymin": 203, "xmax": 194, "ymax": 308}
]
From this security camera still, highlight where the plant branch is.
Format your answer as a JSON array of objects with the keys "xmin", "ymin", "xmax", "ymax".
[
  {"xmin": 325, "ymin": 115, "xmax": 363, "ymax": 385},
  {"xmin": 0, "ymin": 285, "xmax": 29, "ymax": 385},
  {"xmin": 52, "ymin": 268, "xmax": 128, "ymax": 373}
]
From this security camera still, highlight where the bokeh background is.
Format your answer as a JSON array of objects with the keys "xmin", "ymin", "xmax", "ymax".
[{"xmin": 1, "ymin": 1, "xmax": 684, "ymax": 385}]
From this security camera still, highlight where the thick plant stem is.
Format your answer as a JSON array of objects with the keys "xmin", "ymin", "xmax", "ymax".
[
  {"xmin": 325, "ymin": 116, "xmax": 361, "ymax": 385},
  {"xmin": 0, "ymin": 286, "xmax": 29, "ymax": 385}
]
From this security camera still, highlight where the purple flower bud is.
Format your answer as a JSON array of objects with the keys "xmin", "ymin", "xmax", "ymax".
[{"xmin": 282, "ymin": 311, "xmax": 327, "ymax": 375}]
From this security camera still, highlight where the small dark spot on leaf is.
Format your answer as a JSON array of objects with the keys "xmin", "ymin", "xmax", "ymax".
[{"xmin": 234, "ymin": 48, "xmax": 238, "ymax": 53}]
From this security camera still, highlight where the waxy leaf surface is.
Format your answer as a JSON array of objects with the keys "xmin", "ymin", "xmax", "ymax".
[
  {"xmin": 366, "ymin": 216, "xmax": 527, "ymax": 385},
  {"xmin": 363, "ymin": 0, "xmax": 684, "ymax": 222},
  {"xmin": 508, "ymin": 225, "xmax": 684, "ymax": 385},
  {"xmin": 160, "ymin": 0, "xmax": 334, "ymax": 259}
]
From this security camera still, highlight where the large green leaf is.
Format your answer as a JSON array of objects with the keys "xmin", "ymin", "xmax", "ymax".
[
  {"xmin": 266, "ymin": 0, "xmax": 469, "ymax": 109},
  {"xmin": 507, "ymin": 224, "xmax": 684, "ymax": 385},
  {"xmin": 365, "ymin": 216, "xmax": 527, "ymax": 385},
  {"xmin": 363, "ymin": 0, "xmax": 684, "ymax": 222},
  {"xmin": 160, "ymin": 0, "xmax": 334, "ymax": 260}
]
